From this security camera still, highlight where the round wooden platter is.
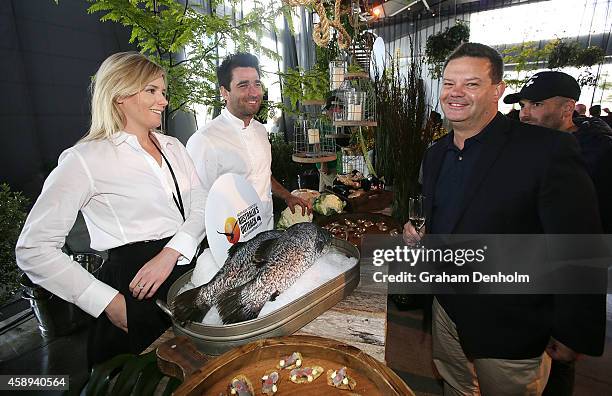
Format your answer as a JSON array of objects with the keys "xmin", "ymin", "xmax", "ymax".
[
  {"xmin": 316, "ymin": 212, "xmax": 401, "ymax": 251},
  {"xmin": 292, "ymin": 152, "xmax": 337, "ymax": 164},
  {"xmin": 174, "ymin": 335, "xmax": 414, "ymax": 396}
]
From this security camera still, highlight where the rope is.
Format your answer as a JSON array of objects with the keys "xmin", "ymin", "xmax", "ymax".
[
  {"xmin": 308, "ymin": 0, "xmax": 351, "ymax": 50},
  {"xmin": 312, "ymin": 0, "xmax": 331, "ymax": 47},
  {"xmin": 331, "ymin": 20, "xmax": 351, "ymax": 49},
  {"xmin": 282, "ymin": 0, "xmax": 314, "ymax": 6},
  {"xmin": 329, "ymin": 0, "xmax": 352, "ymax": 49}
]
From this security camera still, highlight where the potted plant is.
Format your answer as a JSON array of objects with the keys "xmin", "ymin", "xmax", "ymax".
[
  {"xmin": 425, "ymin": 21, "xmax": 470, "ymax": 79},
  {"xmin": 373, "ymin": 49, "xmax": 434, "ymax": 312},
  {"xmin": 373, "ymin": 50, "xmax": 433, "ymax": 224},
  {"xmin": 278, "ymin": 67, "xmax": 330, "ymax": 112},
  {"xmin": 575, "ymin": 45, "xmax": 605, "ymax": 67},
  {"xmin": 547, "ymin": 39, "xmax": 581, "ymax": 69},
  {"xmin": 0, "ymin": 184, "xmax": 29, "ymax": 306}
]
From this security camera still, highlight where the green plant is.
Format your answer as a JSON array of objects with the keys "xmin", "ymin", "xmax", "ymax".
[
  {"xmin": 546, "ymin": 39, "xmax": 605, "ymax": 70},
  {"xmin": 0, "ymin": 184, "xmax": 29, "ymax": 306},
  {"xmin": 83, "ymin": 0, "xmax": 289, "ymax": 129},
  {"xmin": 347, "ymin": 63, "xmax": 365, "ymax": 73},
  {"xmin": 575, "ymin": 46, "xmax": 605, "ymax": 67},
  {"xmin": 425, "ymin": 21, "xmax": 470, "ymax": 79},
  {"xmin": 315, "ymin": 42, "xmax": 340, "ymax": 73},
  {"xmin": 278, "ymin": 67, "xmax": 329, "ymax": 111},
  {"xmin": 502, "ymin": 41, "xmax": 551, "ymax": 90},
  {"xmin": 66, "ymin": 351, "xmax": 180, "ymax": 396},
  {"xmin": 374, "ymin": 49, "xmax": 432, "ymax": 224},
  {"xmin": 547, "ymin": 39, "xmax": 581, "ymax": 69}
]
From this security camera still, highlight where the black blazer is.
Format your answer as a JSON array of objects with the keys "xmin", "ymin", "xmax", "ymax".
[{"xmin": 423, "ymin": 113, "xmax": 605, "ymax": 359}]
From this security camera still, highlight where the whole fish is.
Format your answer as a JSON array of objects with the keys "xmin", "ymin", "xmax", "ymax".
[
  {"xmin": 216, "ymin": 222, "xmax": 332, "ymax": 324},
  {"xmin": 169, "ymin": 229, "xmax": 283, "ymax": 324}
]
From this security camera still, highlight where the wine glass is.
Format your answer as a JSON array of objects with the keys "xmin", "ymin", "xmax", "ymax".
[{"xmin": 409, "ymin": 195, "xmax": 426, "ymax": 244}]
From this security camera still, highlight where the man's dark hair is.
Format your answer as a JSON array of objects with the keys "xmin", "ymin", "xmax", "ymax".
[
  {"xmin": 217, "ymin": 53, "xmax": 260, "ymax": 91},
  {"xmin": 444, "ymin": 42, "xmax": 504, "ymax": 83},
  {"xmin": 590, "ymin": 105, "xmax": 601, "ymax": 117}
]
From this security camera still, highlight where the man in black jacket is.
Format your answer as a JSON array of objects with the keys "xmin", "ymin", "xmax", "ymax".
[
  {"xmin": 505, "ymin": 70, "xmax": 612, "ymax": 396},
  {"xmin": 404, "ymin": 43, "xmax": 605, "ymax": 395},
  {"xmin": 509, "ymin": 71, "xmax": 612, "ymax": 233}
]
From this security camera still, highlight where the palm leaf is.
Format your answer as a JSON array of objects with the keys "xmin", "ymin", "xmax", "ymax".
[
  {"xmin": 111, "ymin": 351, "xmax": 157, "ymax": 396},
  {"xmin": 86, "ymin": 354, "xmax": 132, "ymax": 396},
  {"xmin": 76, "ymin": 351, "xmax": 180, "ymax": 396},
  {"xmin": 132, "ymin": 361, "xmax": 165, "ymax": 396}
]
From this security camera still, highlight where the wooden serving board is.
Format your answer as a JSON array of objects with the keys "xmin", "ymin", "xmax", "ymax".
[
  {"xmin": 172, "ymin": 335, "xmax": 414, "ymax": 396},
  {"xmin": 316, "ymin": 213, "xmax": 401, "ymax": 251}
]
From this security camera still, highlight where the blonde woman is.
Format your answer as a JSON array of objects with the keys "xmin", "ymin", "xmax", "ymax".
[{"xmin": 16, "ymin": 52, "xmax": 206, "ymax": 366}]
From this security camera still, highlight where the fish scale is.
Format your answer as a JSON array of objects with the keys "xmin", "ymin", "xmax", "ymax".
[
  {"xmin": 169, "ymin": 229, "xmax": 283, "ymax": 324},
  {"xmin": 217, "ymin": 222, "xmax": 332, "ymax": 324},
  {"xmin": 194, "ymin": 229, "xmax": 283, "ymax": 307}
]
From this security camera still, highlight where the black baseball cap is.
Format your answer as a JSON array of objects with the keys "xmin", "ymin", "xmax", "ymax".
[{"xmin": 503, "ymin": 71, "xmax": 581, "ymax": 104}]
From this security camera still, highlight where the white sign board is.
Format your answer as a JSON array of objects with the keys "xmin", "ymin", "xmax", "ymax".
[{"xmin": 205, "ymin": 173, "xmax": 267, "ymax": 266}]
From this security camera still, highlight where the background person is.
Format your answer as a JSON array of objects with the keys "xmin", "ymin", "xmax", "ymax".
[
  {"xmin": 508, "ymin": 71, "xmax": 612, "ymax": 233},
  {"xmin": 15, "ymin": 52, "xmax": 206, "ymax": 366},
  {"xmin": 575, "ymin": 103, "xmax": 587, "ymax": 116},
  {"xmin": 186, "ymin": 53, "xmax": 310, "ymax": 230},
  {"xmin": 505, "ymin": 71, "xmax": 612, "ymax": 396},
  {"xmin": 589, "ymin": 104, "xmax": 602, "ymax": 118},
  {"xmin": 601, "ymin": 107, "xmax": 612, "ymax": 128},
  {"xmin": 404, "ymin": 43, "xmax": 605, "ymax": 395}
]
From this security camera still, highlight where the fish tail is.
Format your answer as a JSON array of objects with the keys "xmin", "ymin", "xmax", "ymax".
[
  {"xmin": 216, "ymin": 282, "xmax": 267, "ymax": 324},
  {"xmin": 169, "ymin": 286, "xmax": 210, "ymax": 325}
]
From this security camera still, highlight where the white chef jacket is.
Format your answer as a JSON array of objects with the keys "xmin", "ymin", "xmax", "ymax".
[
  {"xmin": 15, "ymin": 131, "xmax": 207, "ymax": 318},
  {"xmin": 186, "ymin": 108, "xmax": 274, "ymax": 230}
]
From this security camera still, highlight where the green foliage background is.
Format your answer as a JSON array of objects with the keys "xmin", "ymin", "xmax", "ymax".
[
  {"xmin": 85, "ymin": 0, "xmax": 290, "ymax": 126},
  {"xmin": 503, "ymin": 39, "xmax": 606, "ymax": 90},
  {"xmin": 0, "ymin": 184, "xmax": 29, "ymax": 305}
]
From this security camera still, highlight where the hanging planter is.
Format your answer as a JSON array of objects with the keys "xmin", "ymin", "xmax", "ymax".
[
  {"xmin": 547, "ymin": 39, "xmax": 581, "ymax": 69},
  {"xmin": 425, "ymin": 21, "xmax": 470, "ymax": 79},
  {"xmin": 575, "ymin": 46, "xmax": 605, "ymax": 67},
  {"xmin": 547, "ymin": 39, "xmax": 605, "ymax": 69}
]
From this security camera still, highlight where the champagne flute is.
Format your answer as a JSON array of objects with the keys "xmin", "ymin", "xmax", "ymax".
[{"xmin": 409, "ymin": 195, "xmax": 426, "ymax": 237}]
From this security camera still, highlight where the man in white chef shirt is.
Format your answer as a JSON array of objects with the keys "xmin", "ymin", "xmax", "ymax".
[{"xmin": 187, "ymin": 53, "xmax": 310, "ymax": 230}]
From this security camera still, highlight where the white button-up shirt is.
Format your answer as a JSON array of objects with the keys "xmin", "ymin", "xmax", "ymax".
[
  {"xmin": 16, "ymin": 132, "xmax": 206, "ymax": 317},
  {"xmin": 186, "ymin": 108, "xmax": 273, "ymax": 230}
]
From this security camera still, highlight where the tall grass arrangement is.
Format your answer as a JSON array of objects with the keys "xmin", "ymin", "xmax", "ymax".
[{"xmin": 373, "ymin": 48, "xmax": 433, "ymax": 224}]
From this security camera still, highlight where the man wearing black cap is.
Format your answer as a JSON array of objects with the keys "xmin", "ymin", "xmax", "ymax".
[
  {"xmin": 504, "ymin": 71, "xmax": 612, "ymax": 396},
  {"xmin": 404, "ymin": 44, "xmax": 605, "ymax": 395},
  {"xmin": 505, "ymin": 71, "xmax": 612, "ymax": 233}
]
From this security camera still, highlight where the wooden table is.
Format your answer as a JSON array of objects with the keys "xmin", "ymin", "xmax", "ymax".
[{"xmin": 146, "ymin": 258, "xmax": 387, "ymax": 363}]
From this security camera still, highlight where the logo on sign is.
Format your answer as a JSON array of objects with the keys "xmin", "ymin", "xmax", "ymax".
[{"xmin": 217, "ymin": 217, "xmax": 241, "ymax": 244}]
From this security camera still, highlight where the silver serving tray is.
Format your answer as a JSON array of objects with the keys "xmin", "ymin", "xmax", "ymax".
[{"xmin": 166, "ymin": 238, "xmax": 360, "ymax": 355}]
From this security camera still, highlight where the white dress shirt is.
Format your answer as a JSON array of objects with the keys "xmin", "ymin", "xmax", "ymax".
[
  {"xmin": 16, "ymin": 132, "xmax": 206, "ymax": 318},
  {"xmin": 186, "ymin": 108, "xmax": 274, "ymax": 230}
]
